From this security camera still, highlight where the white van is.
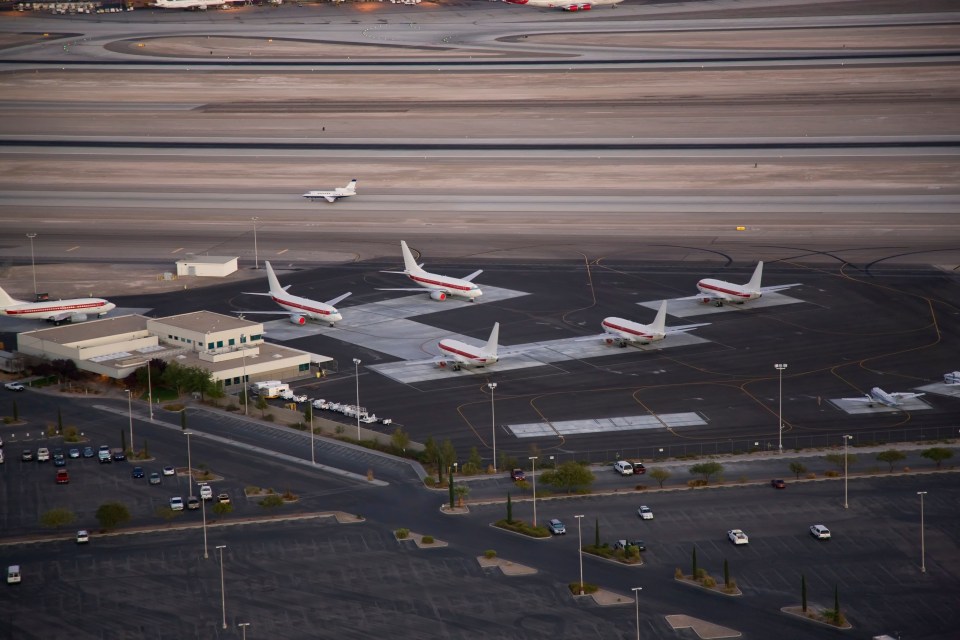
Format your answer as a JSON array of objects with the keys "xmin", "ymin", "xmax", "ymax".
[
  {"xmin": 7, "ymin": 565, "xmax": 21, "ymax": 584},
  {"xmin": 614, "ymin": 460, "xmax": 634, "ymax": 476}
]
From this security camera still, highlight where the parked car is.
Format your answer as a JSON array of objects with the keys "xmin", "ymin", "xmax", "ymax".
[
  {"xmin": 76, "ymin": 530, "xmax": 89, "ymax": 544},
  {"xmin": 4, "ymin": 382, "xmax": 24, "ymax": 392},
  {"xmin": 614, "ymin": 539, "xmax": 646, "ymax": 552},
  {"xmin": 112, "ymin": 450, "xmax": 126, "ymax": 462},
  {"xmin": 169, "ymin": 497, "xmax": 184, "ymax": 511},
  {"xmin": 810, "ymin": 524, "xmax": 831, "ymax": 540},
  {"xmin": 53, "ymin": 450, "xmax": 66, "ymax": 467},
  {"xmin": 68, "ymin": 448, "xmax": 80, "ymax": 459},
  {"xmin": 97, "ymin": 445, "xmax": 111, "ymax": 464},
  {"xmin": 131, "ymin": 466, "xmax": 145, "ymax": 479},
  {"xmin": 613, "ymin": 460, "xmax": 634, "ymax": 476},
  {"xmin": 187, "ymin": 496, "xmax": 200, "ymax": 510},
  {"xmin": 199, "ymin": 484, "xmax": 213, "ymax": 501},
  {"xmin": 771, "ymin": 479, "xmax": 786, "ymax": 489},
  {"xmin": 55, "ymin": 469, "xmax": 70, "ymax": 484},
  {"xmin": 548, "ymin": 519, "xmax": 566, "ymax": 535},
  {"xmin": 637, "ymin": 505, "xmax": 654, "ymax": 520},
  {"xmin": 632, "ymin": 462, "xmax": 646, "ymax": 475},
  {"xmin": 217, "ymin": 493, "xmax": 231, "ymax": 505},
  {"xmin": 728, "ymin": 529, "xmax": 749, "ymax": 545},
  {"xmin": 148, "ymin": 472, "xmax": 162, "ymax": 485},
  {"xmin": 21, "ymin": 449, "xmax": 34, "ymax": 462},
  {"xmin": 36, "ymin": 447, "xmax": 50, "ymax": 462},
  {"xmin": 82, "ymin": 446, "xmax": 95, "ymax": 458},
  {"xmin": 510, "ymin": 468, "xmax": 526, "ymax": 482},
  {"xmin": 162, "ymin": 466, "xmax": 176, "ymax": 476}
]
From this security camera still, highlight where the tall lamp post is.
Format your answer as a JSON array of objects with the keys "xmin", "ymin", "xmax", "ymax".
[
  {"xmin": 843, "ymin": 434, "xmax": 852, "ymax": 509},
  {"xmin": 240, "ymin": 337, "xmax": 249, "ymax": 416},
  {"xmin": 184, "ymin": 431, "xmax": 194, "ymax": 499},
  {"xmin": 632, "ymin": 587, "xmax": 643, "ymax": 640},
  {"xmin": 251, "ymin": 216, "xmax": 260, "ymax": 270},
  {"xmin": 238, "ymin": 623, "xmax": 250, "ymax": 640},
  {"xmin": 26, "ymin": 233, "xmax": 37, "ymax": 297},
  {"xmin": 125, "ymin": 389, "xmax": 134, "ymax": 454},
  {"xmin": 143, "ymin": 360, "xmax": 153, "ymax": 421},
  {"xmin": 529, "ymin": 456, "xmax": 538, "ymax": 527},
  {"xmin": 353, "ymin": 358, "xmax": 362, "ymax": 441},
  {"xmin": 216, "ymin": 545, "xmax": 228, "ymax": 629},
  {"xmin": 917, "ymin": 491, "xmax": 928, "ymax": 573},
  {"xmin": 575, "ymin": 514, "xmax": 585, "ymax": 595},
  {"xmin": 308, "ymin": 401, "xmax": 315, "ymax": 465},
  {"xmin": 487, "ymin": 382, "xmax": 498, "ymax": 472},
  {"xmin": 201, "ymin": 493, "xmax": 208, "ymax": 559},
  {"xmin": 775, "ymin": 363, "xmax": 787, "ymax": 453}
]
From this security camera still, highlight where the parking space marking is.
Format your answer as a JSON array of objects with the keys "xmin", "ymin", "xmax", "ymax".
[{"xmin": 508, "ymin": 412, "xmax": 707, "ymax": 438}]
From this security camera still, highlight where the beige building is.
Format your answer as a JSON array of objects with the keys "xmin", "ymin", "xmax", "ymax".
[
  {"xmin": 17, "ymin": 311, "xmax": 330, "ymax": 392},
  {"xmin": 175, "ymin": 256, "xmax": 238, "ymax": 277}
]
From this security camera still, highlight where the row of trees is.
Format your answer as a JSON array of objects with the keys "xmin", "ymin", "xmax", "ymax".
[{"xmin": 124, "ymin": 359, "xmax": 225, "ymax": 401}]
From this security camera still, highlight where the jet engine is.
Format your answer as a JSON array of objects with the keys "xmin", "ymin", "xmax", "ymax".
[
  {"xmin": 70, "ymin": 313, "xmax": 88, "ymax": 323},
  {"xmin": 430, "ymin": 291, "xmax": 447, "ymax": 301},
  {"xmin": 698, "ymin": 296, "xmax": 723, "ymax": 307},
  {"xmin": 288, "ymin": 314, "xmax": 307, "ymax": 325},
  {"xmin": 437, "ymin": 361, "xmax": 447, "ymax": 368}
]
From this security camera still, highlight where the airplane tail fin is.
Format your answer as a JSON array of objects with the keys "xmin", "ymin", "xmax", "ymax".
[
  {"xmin": 400, "ymin": 241, "xmax": 423, "ymax": 274},
  {"xmin": 483, "ymin": 322, "xmax": 500, "ymax": 356},
  {"xmin": 0, "ymin": 284, "xmax": 21, "ymax": 309},
  {"xmin": 344, "ymin": 179, "xmax": 357, "ymax": 194},
  {"xmin": 650, "ymin": 300, "xmax": 668, "ymax": 335},
  {"xmin": 264, "ymin": 261, "xmax": 284, "ymax": 294},
  {"xmin": 746, "ymin": 261, "xmax": 764, "ymax": 290}
]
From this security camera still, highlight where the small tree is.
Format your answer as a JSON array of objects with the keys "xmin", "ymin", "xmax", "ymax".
[
  {"xmin": 648, "ymin": 467, "xmax": 671, "ymax": 488},
  {"xmin": 454, "ymin": 484, "xmax": 469, "ymax": 507},
  {"xmin": 212, "ymin": 502, "xmax": 233, "ymax": 517},
  {"xmin": 12, "ymin": 399, "xmax": 18, "ymax": 421},
  {"xmin": 921, "ymin": 447, "xmax": 953, "ymax": 469},
  {"xmin": 723, "ymin": 558, "xmax": 730, "ymax": 587},
  {"xmin": 833, "ymin": 584, "xmax": 841, "ymax": 624},
  {"xmin": 448, "ymin": 469, "xmax": 455, "ymax": 509},
  {"xmin": 120, "ymin": 429, "xmax": 126, "ymax": 453},
  {"xmin": 825, "ymin": 453, "xmax": 856, "ymax": 471},
  {"xmin": 789, "ymin": 461, "xmax": 807, "ymax": 480},
  {"xmin": 256, "ymin": 395, "xmax": 269, "ymax": 417},
  {"xmin": 506, "ymin": 492, "xmax": 513, "ymax": 524},
  {"xmin": 539, "ymin": 461, "xmax": 596, "ymax": 494},
  {"xmin": 96, "ymin": 502, "xmax": 131, "ymax": 531},
  {"xmin": 801, "ymin": 574, "xmax": 807, "ymax": 613},
  {"xmin": 692, "ymin": 546, "xmax": 698, "ymax": 576},
  {"xmin": 57, "ymin": 406, "xmax": 63, "ymax": 431},
  {"xmin": 391, "ymin": 427, "xmax": 410, "ymax": 453},
  {"xmin": 594, "ymin": 517, "xmax": 600, "ymax": 548},
  {"xmin": 689, "ymin": 461, "xmax": 723, "ymax": 484},
  {"xmin": 40, "ymin": 508, "xmax": 75, "ymax": 530},
  {"xmin": 876, "ymin": 449, "xmax": 906, "ymax": 472},
  {"xmin": 180, "ymin": 409, "xmax": 187, "ymax": 431}
]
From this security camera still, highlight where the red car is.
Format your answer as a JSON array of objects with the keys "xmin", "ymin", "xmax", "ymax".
[
  {"xmin": 56, "ymin": 469, "xmax": 70, "ymax": 484},
  {"xmin": 633, "ymin": 463, "xmax": 647, "ymax": 475},
  {"xmin": 771, "ymin": 479, "xmax": 786, "ymax": 489},
  {"xmin": 510, "ymin": 468, "xmax": 526, "ymax": 482}
]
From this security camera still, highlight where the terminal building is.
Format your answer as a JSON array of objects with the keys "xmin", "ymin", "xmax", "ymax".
[{"xmin": 16, "ymin": 311, "xmax": 329, "ymax": 391}]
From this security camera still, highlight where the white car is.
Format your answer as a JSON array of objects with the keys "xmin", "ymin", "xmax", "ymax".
[
  {"xmin": 638, "ymin": 506, "xmax": 654, "ymax": 520},
  {"xmin": 76, "ymin": 530, "xmax": 89, "ymax": 544},
  {"xmin": 728, "ymin": 529, "xmax": 749, "ymax": 545},
  {"xmin": 4, "ymin": 382, "xmax": 25, "ymax": 392},
  {"xmin": 810, "ymin": 524, "xmax": 831, "ymax": 540},
  {"xmin": 162, "ymin": 466, "xmax": 176, "ymax": 476},
  {"xmin": 199, "ymin": 484, "xmax": 213, "ymax": 501},
  {"xmin": 169, "ymin": 497, "xmax": 184, "ymax": 511},
  {"xmin": 36, "ymin": 447, "xmax": 50, "ymax": 462}
]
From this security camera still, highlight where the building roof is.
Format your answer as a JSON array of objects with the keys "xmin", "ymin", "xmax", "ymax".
[
  {"xmin": 170, "ymin": 342, "xmax": 308, "ymax": 375},
  {"xmin": 151, "ymin": 310, "xmax": 258, "ymax": 335},
  {"xmin": 18, "ymin": 314, "xmax": 149, "ymax": 346}
]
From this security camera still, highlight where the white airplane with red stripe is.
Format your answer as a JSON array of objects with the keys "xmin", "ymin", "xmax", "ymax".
[
  {"xmin": 0, "ymin": 285, "xmax": 115, "ymax": 324},
  {"xmin": 504, "ymin": 0, "xmax": 624, "ymax": 11},
  {"xmin": 378, "ymin": 241, "xmax": 482, "ymax": 302},
  {"xmin": 234, "ymin": 261, "xmax": 351, "ymax": 327},
  {"xmin": 694, "ymin": 261, "xmax": 800, "ymax": 307},
  {"xmin": 434, "ymin": 322, "xmax": 500, "ymax": 370},
  {"xmin": 585, "ymin": 301, "xmax": 708, "ymax": 348}
]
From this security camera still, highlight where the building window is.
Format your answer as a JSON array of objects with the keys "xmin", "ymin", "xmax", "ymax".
[
  {"xmin": 208, "ymin": 342, "xmax": 215, "ymax": 350},
  {"xmin": 229, "ymin": 338, "xmax": 235, "ymax": 346},
  {"xmin": 251, "ymin": 334, "xmax": 262, "ymax": 341},
  {"xmin": 299, "ymin": 363, "xmax": 309, "ymax": 372},
  {"xmin": 216, "ymin": 340, "xmax": 223, "ymax": 348},
  {"xmin": 233, "ymin": 377, "xmax": 240, "ymax": 384},
  {"xmin": 240, "ymin": 335, "xmax": 247, "ymax": 344}
]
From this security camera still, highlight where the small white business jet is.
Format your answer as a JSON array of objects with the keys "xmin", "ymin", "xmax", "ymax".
[
  {"xmin": 844, "ymin": 387, "xmax": 925, "ymax": 408},
  {"xmin": 583, "ymin": 301, "xmax": 709, "ymax": 348},
  {"xmin": 302, "ymin": 179, "xmax": 357, "ymax": 203},
  {"xmin": 0, "ymin": 285, "xmax": 115, "ymax": 324},
  {"xmin": 378, "ymin": 241, "xmax": 483, "ymax": 302},
  {"xmin": 503, "ymin": 0, "xmax": 624, "ymax": 11},
  {"xmin": 233, "ymin": 262, "xmax": 351, "ymax": 327},
  {"xmin": 692, "ymin": 261, "xmax": 800, "ymax": 307}
]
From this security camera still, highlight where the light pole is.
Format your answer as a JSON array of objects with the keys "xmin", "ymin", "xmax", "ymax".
[
  {"xmin": 201, "ymin": 493, "xmax": 208, "ymax": 559},
  {"xmin": 775, "ymin": 363, "xmax": 787, "ymax": 453},
  {"xmin": 144, "ymin": 360, "xmax": 153, "ymax": 421},
  {"xmin": 184, "ymin": 431, "xmax": 194, "ymax": 499},
  {"xmin": 488, "ymin": 382, "xmax": 497, "ymax": 472},
  {"xmin": 251, "ymin": 216, "xmax": 260, "ymax": 270},
  {"xmin": 26, "ymin": 233, "xmax": 37, "ymax": 297},
  {"xmin": 216, "ymin": 545, "xmax": 227, "ymax": 629},
  {"xmin": 125, "ymin": 389, "xmax": 133, "ymax": 454},
  {"xmin": 575, "ymin": 514, "xmax": 585, "ymax": 595},
  {"xmin": 918, "ymin": 491, "xmax": 928, "ymax": 573},
  {"xmin": 353, "ymin": 358, "xmax": 362, "ymax": 441},
  {"xmin": 308, "ymin": 402, "xmax": 315, "ymax": 465},
  {"xmin": 843, "ymin": 434, "xmax": 852, "ymax": 509},
  {"xmin": 632, "ymin": 587, "xmax": 643, "ymax": 640},
  {"xmin": 241, "ymin": 337, "xmax": 249, "ymax": 416},
  {"xmin": 238, "ymin": 623, "xmax": 250, "ymax": 640},
  {"xmin": 529, "ymin": 456, "xmax": 538, "ymax": 527}
]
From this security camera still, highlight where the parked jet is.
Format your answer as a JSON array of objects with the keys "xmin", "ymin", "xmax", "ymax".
[
  {"xmin": 691, "ymin": 261, "xmax": 800, "ymax": 307},
  {"xmin": 582, "ymin": 301, "xmax": 709, "ymax": 348},
  {"xmin": 378, "ymin": 241, "xmax": 483, "ymax": 302},
  {"xmin": 154, "ymin": 0, "xmax": 243, "ymax": 9},
  {"xmin": 233, "ymin": 262, "xmax": 351, "ymax": 327},
  {"xmin": 944, "ymin": 371, "xmax": 960, "ymax": 385},
  {"xmin": 845, "ymin": 387, "xmax": 925, "ymax": 408},
  {"xmin": 503, "ymin": 0, "xmax": 624, "ymax": 10},
  {"xmin": 302, "ymin": 179, "xmax": 357, "ymax": 203},
  {"xmin": 0, "ymin": 285, "xmax": 115, "ymax": 324}
]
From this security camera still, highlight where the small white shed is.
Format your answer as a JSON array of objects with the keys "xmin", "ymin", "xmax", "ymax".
[{"xmin": 175, "ymin": 256, "xmax": 238, "ymax": 278}]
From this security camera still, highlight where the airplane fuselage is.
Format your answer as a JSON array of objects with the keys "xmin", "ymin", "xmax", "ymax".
[
  {"xmin": 504, "ymin": 0, "xmax": 623, "ymax": 10},
  {"xmin": 438, "ymin": 339, "xmax": 496, "ymax": 367},
  {"xmin": 696, "ymin": 279, "xmax": 761, "ymax": 304},
  {"xmin": 0, "ymin": 298, "xmax": 115, "ymax": 321},
  {"xmin": 408, "ymin": 273, "xmax": 482, "ymax": 301},
  {"xmin": 272, "ymin": 294, "xmax": 343, "ymax": 324},
  {"xmin": 601, "ymin": 317, "xmax": 663, "ymax": 345}
]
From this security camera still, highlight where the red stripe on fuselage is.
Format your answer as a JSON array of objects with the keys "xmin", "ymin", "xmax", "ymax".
[
  {"xmin": 602, "ymin": 320, "xmax": 651, "ymax": 339},
  {"xmin": 409, "ymin": 274, "xmax": 472, "ymax": 293},
  {"xmin": 698, "ymin": 282, "xmax": 751, "ymax": 299},
  {"xmin": 440, "ymin": 343, "xmax": 487, "ymax": 363},
  {"xmin": 5, "ymin": 301, "xmax": 108, "ymax": 316},
  {"xmin": 272, "ymin": 296, "xmax": 332, "ymax": 316}
]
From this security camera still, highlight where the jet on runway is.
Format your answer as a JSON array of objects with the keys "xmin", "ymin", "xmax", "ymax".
[
  {"xmin": 503, "ymin": 0, "xmax": 624, "ymax": 10},
  {"xmin": 154, "ymin": 0, "xmax": 243, "ymax": 9},
  {"xmin": 378, "ymin": 241, "xmax": 483, "ymax": 302},
  {"xmin": 844, "ymin": 387, "xmax": 925, "ymax": 408},
  {"xmin": 408, "ymin": 323, "xmax": 522, "ymax": 371},
  {"xmin": 233, "ymin": 262, "xmax": 351, "ymax": 327},
  {"xmin": 689, "ymin": 261, "xmax": 801, "ymax": 307},
  {"xmin": 302, "ymin": 179, "xmax": 357, "ymax": 203},
  {"xmin": 0, "ymin": 285, "xmax": 115, "ymax": 324},
  {"xmin": 581, "ymin": 301, "xmax": 709, "ymax": 348}
]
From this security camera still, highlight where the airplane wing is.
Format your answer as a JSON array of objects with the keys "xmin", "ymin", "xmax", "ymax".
[
  {"xmin": 462, "ymin": 269, "xmax": 483, "ymax": 282},
  {"xmin": 47, "ymin": 311, "xmax": 74, "ymax": 322},
  {"xmin": 324, "ymin": 195, "xmax": 338, "ymax": 203},
  {"xmin": 760, "ymin": 283, "xmax": 802, "ymax": 293},
  {"xmin": 676, "ymin": 292, "xmax": 721, "ymax": 301},
  {"xmin": 324, "ymin": 292, "xmax": 352, "ymax": 307},
  {"xmin": 664, "ymin": 322, "xmax": 711, "ymax": 334},
  {"xmin": 890, "ymin": 392, "xmax": 924, "ymax": 400},
  {"xmin": 230, "ymin": 310, "xmax": 289, "ymax": 316},
  {"xmin": 842, "ymin": 396, "xmax": 874, "ymax": 403}
]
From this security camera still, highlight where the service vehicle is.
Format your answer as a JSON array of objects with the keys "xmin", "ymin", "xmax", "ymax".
[{"xmin": 4, "ymin": 382, "xmax": 24, "ymax": 392}]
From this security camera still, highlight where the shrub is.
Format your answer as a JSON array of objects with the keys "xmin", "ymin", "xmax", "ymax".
[
  {"xmin": 264, "ymin": 414, "xmax": 275, "ymax": 422},
  {"xmin": 164, "ymin": 403, "xmax": 185, "ymax": 411},
  {"xmin": 421, "ymin": 535, "xmax": 434, "ymax": 544},
  {"xmin": 225, "ymin": 403, "xmax": 239, "ymax": 412},
  {"xmin": 282, "ymin": 490, "xmax": 297, "ymax": 501},
  {"xmin": 568, "ymin": 582, "xmax": 598, "ymax": 595},
  {"xmin": 687, "ymin": 479, "xmax": 708, "ymax": 488},
  {"xmin": 396, "ymin": 528, "xmax": 410, "ymax": 539},
  {"xmin": 493, "ymin": 518, "xmax": 550, "ymax": 538},
  {"xmin": 245, "ymin": 486, "xmax": 261, "ymax": 495},
  {"xmin": 63, "ymin": 426, "xmax": 79, "ymax": 442},
  {"xmin": 675, "ymin": 567, "xmax": 684, "ymax": 579},
  {"xmin": 423, "ymin": 477, "xmax": 436, "ymax": 487},
  {"xmin": 825, "ymin": 470, "xmax": 840, "ymax": 478},
  {"xmin": 259, "ymin": 494, "xmax": 284, "ymax": 508},
  {"xmin": 702, "ymin": 576, "xmax": 717, "ymax": 588},
  {"xmin": 634, "ymin": 484, "xmax": 647, "ymax": 491},
  {"xmin": 694, "ymin": 568, "xmax": 707, "ymax": 580},
  {"xmin": 805, "ymin": 472, "xmax": 817, "ymax": 479},
  {"xmin": 484, "ymin": 549, "xmax": 497, "ymax": 559}
]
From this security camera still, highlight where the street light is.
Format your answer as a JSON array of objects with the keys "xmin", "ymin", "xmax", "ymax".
[
  {"xmin": 184, "ymin": 431, "xmax": 194, "ymax": 499},
  {"xmin": 251, "ymin": 216, "xmax": 260, "ymax": 270},
  {"xmin": 125, "ymin": 389, "xmax": 133, "ymax": 455},
  {"xmin": 575, "ymin": 514, "xmax": 585, "ymax": 595},
  {"xmin": 775, "ymin": 363, "xmax": 787, "ymax": 453},
  {"xmin": 238, "ymin": 623, "xmax": 250, "ymax": 640},
  {"xmin": 25, "ymin": 233, "xmax": 37, "ymax": 297},
  {"xmin": 216, "ymin": 545, "xmax": 228, "ymax": 629},
  {"xmin": 918, "ymin": 491, "xmax": 928, "ymax": 573},
  {"xmin": 240, "ymin": 337, "xmax": 249, "ymax": 416},
  {"xmin": 201, "ymin": 492, "xmax": 208, "ymax": 559},
  {"xmin": 529, "ymin": 456, "xmax": 538, "ymax": 527},
  {"xmin": 143, "ymin": 360, "xmax": 153, "ymax": 421},
  {"xmin": 487, "ymin": 382, "xmax": 498, "ymax": 472},
  {"xmin": 843, "ymin": 434, "xmax": 853, "ymax": 509},
  {"xmin": 353, "ymin": 358, "xmax": 362, "ymax": 441},
  {"xmin": 632, "ymin": 587, "xmax": 643, "ymax": 640},
  {"xmin": 308, "ymin": 401, "xmax": 315, "ymax": 465}
]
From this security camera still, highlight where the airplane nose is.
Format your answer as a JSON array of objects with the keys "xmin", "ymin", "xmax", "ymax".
[{"xmin": 330, "ymin": 314, "xmax": 343, "ymax": 323}]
